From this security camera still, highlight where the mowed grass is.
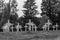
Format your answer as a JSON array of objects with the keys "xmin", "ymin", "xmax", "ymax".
[{"xmin": 0, "ymin": 31, "xmax": 60, "ymax": 40}]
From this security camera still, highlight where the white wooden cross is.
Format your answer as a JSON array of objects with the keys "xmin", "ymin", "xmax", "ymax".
[
  {"xmin": 24, "ymin": 25, "xmax": 28, "ymax": 32},
  {"xmin": 34, "ymin": 26, "xmax": 37, "ymax": 32},
  {"xmin": 16, "ymin": 23, "xmax": 22, "ymax": 32},
  {"xmin": 26, "ymin": 19, "xmax": 36, "ymax": 31},
  {"xmin": 46, "ymin": 20, "xmax": 52, "ymax": 31},
  {"xmin": 53, "ymin": 25, "xmax": 55, "ymax": 31},
  {"xmin": 3, "ymin": 20, "xmax": 13, "ymax": 32},
  {"xmin": 55, "ymin": 23, "xmax": 59, "ymax": 31},
  {"xmin": 31, "ymin": 23, "xmax": 36, "ymax": 31},
  {"xmin": 26, "ymin": 19, "xmax": 32, "ymax": 31},
  {"xmin": 16, "ymin": 23, "xmax": 19, "ymax": 32},
  {"xmin": 42, "ymin": 24, "xmax": 47, "ymax": 31}
]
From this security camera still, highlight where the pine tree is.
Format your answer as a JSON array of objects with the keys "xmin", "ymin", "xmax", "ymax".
[
  {"xmin": 23, "ymin": 0, "xmax": 39, "ymax": 17},
  {"xmin": 21, "ymin": 0, "xmax": 40, "ymax": 26},
  {"xmin": 9, "ymin": 0, "xmax": 18, "ymax": 25},
  {"xmin": 41, "ymin": 0, "xmax": 60, "ymax": 25}
]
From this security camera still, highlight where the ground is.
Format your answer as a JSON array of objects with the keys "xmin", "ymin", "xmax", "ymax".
[{"xmin": 0, "ymin": 31, "xmax": 60, "ymax": 40}]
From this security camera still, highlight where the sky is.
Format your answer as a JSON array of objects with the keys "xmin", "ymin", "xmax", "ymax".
[{"xmin": 4, "ymin": 0, "xmax": 42, "ymax": 17}]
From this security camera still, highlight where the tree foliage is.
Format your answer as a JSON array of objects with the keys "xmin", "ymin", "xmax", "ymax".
[
  {"xmin": 23, "ymin": 0, "xmax": 39, "ymax": 17},
  {"xmin": 0, "ymin": 1, "xmax": 11, "ymax": 28},
  {"xmin": 20, "ymin": 0, "xmax": 40, "ymax": 26},
  {"xmin": 9, "ymin": 0, "xmax": 18, "ymax": 25},
  {"xmin": 41, "ymin": 0, "xmax": 60, "ymax": 25}
]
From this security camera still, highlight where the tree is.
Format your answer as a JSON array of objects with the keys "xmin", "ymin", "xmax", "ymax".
[
  {"xmin": 41, "ymin": 0, "xmax": 60, "ymax": 25},
  {"xmin": 18, "ymin": 16, "xmax": 29, "ymax": 28},
  {"xmin": 23, "ymin": 0, "xmax": 39, "ymax": 17},
  {"xmin": 38, "ymin": 14, "xmax": 52, "ymax": 29},
  {"xmin": 22, "ymin": 0, "xmax": 40, "ymax": 26},
  {"xmin": 0, "ymin": 0, "xmax": 11, "ymax": 29},
  {"xmin": 9, "ymin": 0, "xmax": 18, "ymax": 26}
]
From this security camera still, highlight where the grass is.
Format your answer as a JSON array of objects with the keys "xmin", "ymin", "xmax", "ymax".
[{"xmin": 0, "ymin": 31, "xmax": 60, "ymax": 40}]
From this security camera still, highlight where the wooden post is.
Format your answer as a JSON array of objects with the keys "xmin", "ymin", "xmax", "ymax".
[
  {"xmin": 11, "ymin": 27, "xmax": 14, "ymax": 32},
  {"xmin": 53, "ymin": 25, "xmax": 55, "ymax": 31},
  {"xmin": 34, "ymin": 26, "xmax": 37, "ymax": 32},
  {"xmin": 6, "ymin": 26, "xmax": 10, "ymax": 32},
  {"xmin": 16, "ymin": 26, "xmax": 19, "ymax": 32},
  {"xmin": 43, "ymin": 24, "xmax": 47, "ymax": 31},
  {"xmin": 55, "ymin": 23, "xmax": 59, "ymax": 31},
  {"xmin": 28, "ymin": 25, "xmax": 31, "ymax": 31}
]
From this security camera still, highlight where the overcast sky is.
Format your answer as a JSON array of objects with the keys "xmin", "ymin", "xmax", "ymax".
[{"xmin": 5, "ymin": 0, "xmax": 42, "ymax": 17}]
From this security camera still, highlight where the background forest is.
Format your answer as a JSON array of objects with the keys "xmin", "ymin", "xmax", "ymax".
[{"xmin": 0, "ymin": 0, "xmax": 60, "ymax": 32}]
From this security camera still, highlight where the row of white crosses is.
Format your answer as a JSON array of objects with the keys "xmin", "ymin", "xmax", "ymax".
[
  {"xmin": 53, "ymin": 23, "xmax": 59, "ymax": 31},
  {"xmin": 3, "ymin": 20, "xmax": 23, "ymax": 32},
  {"xmin": 15, "ymin": 20, "xmax": 37, "ymax": 32},
  {"xmin": 16, "ymin": 23, "xmax": 22, "ymax": 32},
  {"xmin": 42, "ymin": 20, "xmax": 52, "ymax": 31},
  {"xmin": 3, "ymin": 19, "xmax": 37, "ymax": 32},
  {"xmin": 12, "ymin": 22, "xmax": 59, "ymax": 32},
  {"xmin": 42, "ymin": 19, "xmax": 59, "ymax": 31},
  {"xmin": 25, "ymin": 19, "xmax": 37, "ymax": 32},
  {"xmin": 3, "ymin": 19, "xmax": 59, "ymax": 32}
]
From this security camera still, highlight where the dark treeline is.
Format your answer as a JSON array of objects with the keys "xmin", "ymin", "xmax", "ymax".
[
  {"xmin": 41, "ymin": 0, "xmax": 60, "ymax": 26},
  {"xmin": 0, "ymin": 0, "xmax": 60, "ymax": 32}
]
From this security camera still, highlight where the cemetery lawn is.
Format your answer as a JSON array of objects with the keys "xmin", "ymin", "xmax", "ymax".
[{"xmin": 0, "ymin": 31, "xmax": 60, "ymax": 40}]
